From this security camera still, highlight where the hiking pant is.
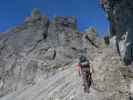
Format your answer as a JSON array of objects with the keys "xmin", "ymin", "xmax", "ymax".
[{"xmin": 81, "ymin": 68, "xmax": 91, "ymax": 93}]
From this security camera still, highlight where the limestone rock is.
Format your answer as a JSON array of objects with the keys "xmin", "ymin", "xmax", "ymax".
[
  {"xmin": 1, "ymin": 48, "xmax": 133, "ymax": 100},
  {"xmin": 44, "ymin": 48, "xmax": 56, "ymax": 60},
  {"xmin": 85, "ymin": 27, "xmax": 97, "ymax": 41},
  {"xmin": 31, "ymin": 8, "xmax": 42, "ymax": 20},
  {"xmin": 109, "ymin": 36, "xmax": 116, "ymax": 49},
  {"xmin": 92, "ymin": 48, "xmax": 130, "ymax": 100},
  {"xmin": 0, "ymin": 10, "xmax": 84, "ymax": 97},
  {"xmin": 101, "ymin": 0, "xmax": 133, "ymax": 65}
]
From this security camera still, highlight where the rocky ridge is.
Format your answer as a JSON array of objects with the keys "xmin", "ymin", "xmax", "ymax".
[
  {"xmin": 1, "ymin": 48, "xmax": 133, "ymax": 100},
  {"xmin": 0, "ymin": 7, "xmax": 133, "ymax": 100},
  {"xmin": 0, "ymin": 9, "xmax": 100, "ymax": 97}
]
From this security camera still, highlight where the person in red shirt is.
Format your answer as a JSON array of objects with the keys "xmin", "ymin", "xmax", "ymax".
[{"xmin": 76, "ymin": 55, "xmax": 93, "ymax": 93}]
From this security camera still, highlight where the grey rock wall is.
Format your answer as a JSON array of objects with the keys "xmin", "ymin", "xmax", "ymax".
[
  {"xmin": 101, "ymin": 0, "xmax": 133, "ymax": 65},
  {"xmin": 0, "ymin": 10, "xmax": 98, "ymax": 97}
]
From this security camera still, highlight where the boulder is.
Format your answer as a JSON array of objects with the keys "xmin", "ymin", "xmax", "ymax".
[{"xmin": 44, "ymin": 48, "xmax": 56, "ymax": 60}]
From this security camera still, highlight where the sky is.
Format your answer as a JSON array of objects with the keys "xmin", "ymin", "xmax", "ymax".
[{"xmin": 0, "ymin": 0, "xmax": 109, "ymax": 36}]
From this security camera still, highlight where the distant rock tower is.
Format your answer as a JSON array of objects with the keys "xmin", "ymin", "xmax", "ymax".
[
  {"xmin": 85, "ymin": 27, "xmax": 97, "ymax": 41},
  {"xmin": 31, "ymin": 8, "xmax": 42, "ymax": 19}
]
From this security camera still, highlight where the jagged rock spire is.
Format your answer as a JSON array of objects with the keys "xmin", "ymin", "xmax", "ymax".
[
  {"xmin": 85, "ymin": 27, "xmax": 97, "ymax": 41},
  {"xmin": 31, "ymin": 8, "xmax": 42, "ymax": 19}
]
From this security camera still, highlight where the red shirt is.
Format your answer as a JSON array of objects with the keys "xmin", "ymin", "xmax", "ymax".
[{"xmin": 76, "ymin": 64, "xmax": 81, "ymax": 72}]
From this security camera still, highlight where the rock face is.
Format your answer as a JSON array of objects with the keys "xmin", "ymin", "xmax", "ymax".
[
  {"xmin": 0, "ymin": 10, "xmax": 79, "ymax": 97},
  {"xmin": 92, "ymin": 48, "xmax": 131, "ymax": 100},
  {"xmin": 82, "ymin": 27, "xmax": 105, "ymax": 60},
  {"xmin": 85, "ymin": 27, "xmax": 97, "ymax": 41},
  {"xmin": 1, "ymin": 48, "xmax": 133, "ymax": 100},
  {"xmin": 0, "ymin": 8, "xmax": 133, "ymax": 100},
  {"xmin": 0, "ymin": 10, "xmax": 100, "ymax": 97},
  {"xmin": 101, "ymin": 0, "xmax": 133, "ymax": 65}
]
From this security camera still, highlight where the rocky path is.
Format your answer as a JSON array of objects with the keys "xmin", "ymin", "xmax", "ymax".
[{"xmin": 1, "ymin": 64, "xmax": 98, "ymax": 100}]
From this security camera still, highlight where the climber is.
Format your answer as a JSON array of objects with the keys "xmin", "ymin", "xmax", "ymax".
[{"xmin": 77, "ymin": 55, "xmax": 93, "ymax": 93}]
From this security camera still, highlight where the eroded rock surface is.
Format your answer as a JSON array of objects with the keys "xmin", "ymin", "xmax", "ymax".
[
  {"xmin": 1, "ymin": 6, "xmax": 132, "ymax": 100},
  {"xmin": 0, "ymin": 9, "xmax": 100, "ymax": 97},
  {"xmin": 1, "ymin": 48, "xmax": 133, "ymax": 100},
  {"xmin": 92, "ymin": 48, "xmax": 132, "ymax": 100},
  {"xmin": 0, "ymin": 10, "xmax": 83, "ymax": 97},
  {"xmin": 101, "ymin": 0, "xmax": 133, "ymax": 65}
]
